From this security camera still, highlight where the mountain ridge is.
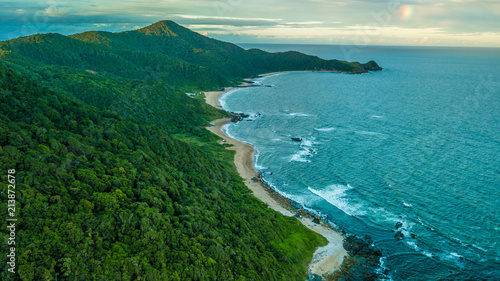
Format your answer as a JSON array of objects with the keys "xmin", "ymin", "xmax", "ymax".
[{"xmin": 2, "ymin": 20, "xmax": 381, "ymax": 83}]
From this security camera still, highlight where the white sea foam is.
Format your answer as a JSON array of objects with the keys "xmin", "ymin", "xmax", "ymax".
[
  {"xmin": 243, "ymin": 112, "xmax": 263, "ymax": 121},
  {"xmin": 308, "ymin": 184, "xmax": 366, "ymax": 216},
  {"xmin": 471, "ymin": 244, "xmax": 487, "ymax": 252},
  {"xmin": 405, "ymin": 240, "xmax": 432, "ymax": 258},
  {"xmin": 289, "ymin": 136, "xmax": 317, "ymax": 162},
  {"xmin": 406, "ymin": 242, "xmax": 434, "ymax": 258},
  {"xmin": 300, "ymin": 137, "xmax": 316, "ymax": 147},
  {"xmin": 375, "ymin": 257, "xmax": 394, "ymax": 281},
  {"xmin": 218, "ymin": 88, "xmax": 240, "ymax": 110},
  {"xmin": 398, "ymin": 218, "xmax": 415, "ymax": 238},
  {"xmin": 315, "ymin": 127, "xmax": 337, "ymax": 132},
  {"xmin": 439, "ymin": 252, "xmax": 465, "ymax": 266},
  {"xmin": 371, "ymin": 115, "xmax": 384, "ymax": 119},
  {"xmin": 289, "ymin": 112, "xmax": 311, "ymax": 117},
  {"xmin": 252, "ymin": 75, "xmax": 275, "ymax": 85},
  {"xmin": 254, "ymin": 164, "xmax": 267, "ymax": 170},
  {"xmin": 290, "ymin": 150, "xmax": 312, "ymax": 163},
  {"xmin": 406, "ymin": 241, "xmax": 419, "ymax": 250},
  {"xmin": 403, "ymin": 202, "xmax": 413, "ymax": 207},
  {"xmin": 222, "ymin": 123, "xmax": 254, "ymax": 148},
  {"xmin": 401, "ymin": 239, "xmax": 433, "ymax": 259},
  {"xmin": 253, "ymin": 149, "xmax": 268, "ymax": 170},
  {"xmin": 261, "ymin": 178, "xmax": 315, "ymax": 207},
  {"xmin": 221, "ymin": 123, "xmax": 232, "ymax": 138},
  {"xmin": 450, "ymin": 252, "xmax": 463, "ymax": 259},
  {"xmin": 423, "ymin": 251, "xmax": 433, "ymax": 258}
]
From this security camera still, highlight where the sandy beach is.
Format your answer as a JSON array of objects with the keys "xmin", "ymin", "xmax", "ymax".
[
  {"xmin": 204, "ymin": 87, "xmax": 233, "ymax": 108},
  {"xmin": 204, "ymin": 81, "xmax": 348, "ymax": 277}
]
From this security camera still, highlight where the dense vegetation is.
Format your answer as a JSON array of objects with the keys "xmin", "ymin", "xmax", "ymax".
[
  {"xmin": 0, "ymin": 62, "xmax": 327, "ymax": 280},
  {"xmin": 0, "ymin": 20, "xmax": 381, "ymax": 280}
]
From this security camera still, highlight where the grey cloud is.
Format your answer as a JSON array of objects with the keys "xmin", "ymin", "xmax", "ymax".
[{"xmin": 171, "ymin": 16, "xmax": 280, "ymax": 27}]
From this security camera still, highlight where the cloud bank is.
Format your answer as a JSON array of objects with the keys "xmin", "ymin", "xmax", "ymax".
[{"xmin": 1, "ymin": 0, "xmax": 499, "ymax": 47}]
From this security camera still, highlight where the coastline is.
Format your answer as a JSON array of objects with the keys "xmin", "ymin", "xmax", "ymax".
[{"xmin": 204, "ymin": 76, "xmax": 348, "ymax": 278}]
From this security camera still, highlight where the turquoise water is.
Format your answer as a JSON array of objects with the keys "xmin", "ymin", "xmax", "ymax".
[{"xmin": 221, "ymin": 45, "xmax": 500, "ymax": 280}]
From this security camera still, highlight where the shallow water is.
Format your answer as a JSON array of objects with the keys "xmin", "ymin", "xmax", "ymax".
[{"xmin": 221, "ymin": 44, "xmax": 500, "ymax": 280}]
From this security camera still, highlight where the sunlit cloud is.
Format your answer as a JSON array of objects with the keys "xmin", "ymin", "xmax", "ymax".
[
  {"xmin": 0, "ymin": 0, "xmax": 499, "ymax": 47},
  {"xmin": 44, "ymin": 5, "xmax": 70, "ymax": 17}
]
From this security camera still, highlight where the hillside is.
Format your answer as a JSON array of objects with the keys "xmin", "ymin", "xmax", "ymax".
[
  {"xmin": 0, "ymin": 20, "xmax": 380, "ymax": 89},
  {"xmin": 0, "ymin": 21, "xmax": 381, "ymax": 280},
  {"xmin": 0, "ymin": 61, "xmax": 328, "ymax": 280}
]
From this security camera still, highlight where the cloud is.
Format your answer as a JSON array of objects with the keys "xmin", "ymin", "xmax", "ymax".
[
  {"xmin": 1, "ymin": 0, "xmax": 499, "ymax": 46},
  {"xmin": 44, "ymin": 5, "xmax": 70, "ymax": 17},
  {"xmin": 172, "ymin": 15, "xmax": 280, "ymax": 27}
]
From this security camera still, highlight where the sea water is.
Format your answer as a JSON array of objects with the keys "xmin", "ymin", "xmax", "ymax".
[{"xmin": 220, "ymin": 44, "xmax": 500, "ymax": 280}]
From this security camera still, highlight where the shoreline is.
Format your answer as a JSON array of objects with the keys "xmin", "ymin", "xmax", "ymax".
[
  {"xmin": 204, "ymin": 70, "xmax": 340, "ymax": 109},
  {"xmin": 204, "ymin": 75, "xmax": 348, "ymax": 278}
]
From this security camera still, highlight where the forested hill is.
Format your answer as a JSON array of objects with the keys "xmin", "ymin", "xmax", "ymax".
[
  {"xmin": 0, "ymin": 20, "xmax": 381, "ymax": 133},
  {"xmin": 0, "ymin": 21, "xmax": 380, "ymax": 280},
  {"xmin": 0, "ymin": 20, "xmax": 381, "ymax": 91},
  {"xmin": 0, "ymin": 63, "xmax": 327, "ymax": 280}
]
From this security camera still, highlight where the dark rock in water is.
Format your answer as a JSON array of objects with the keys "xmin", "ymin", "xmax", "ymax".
[
  {"xmin": 230, "ymin": 112, "xmax": 250, "ymax": 122},
  {"xmin": 312, "ymin": 216, "xmax": 321, "ymax": 224},
  {"xmin": 411, "ymin": 233, "xmax": 417, "ymax": 239},
  {"xmin": 364, "ymin": 235, "xmax": 373, "ymax": 245},
  {"xmin": 308, "ymin": 273, "xmax": 322, "ymax": 281},
  {"xmin": 394, "ymin": 231, "xmax": 404, "ymax": 240},
  {"xmin": 291, "ymin": 137, "xmax": 302, "ymax": 142},
  {"xmin": 344, "ymin": 236, "xmax": 373, "ymax": 257},
  {"xmin": 332, "ymin": 235, "xmax": 383, "ymax": 281},
  {"xmin": 395, "ymin": 222, "xmax": 403, "ymax": 229}
]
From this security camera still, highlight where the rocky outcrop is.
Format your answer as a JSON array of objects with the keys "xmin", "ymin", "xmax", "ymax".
[
  {"xmin": 361, "ymin": 60, "xmax": 383, "ymax": 71},
  {"xmin": 229, "ymin": 112, "xmax": 250, "ymax": 122},
  {"xmin": 323, "ymin": 235, "xmax": 382, "ymax": 281}
]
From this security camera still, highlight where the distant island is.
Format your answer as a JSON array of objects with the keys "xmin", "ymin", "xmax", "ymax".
[{"xmin": 0, "ymin": 20, "xmax": 381, "ymax": 280}]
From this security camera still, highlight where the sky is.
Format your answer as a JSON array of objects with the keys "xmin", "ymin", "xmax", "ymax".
[{"xmin": 1, "ymin": 0, "xmax": 500, "ymax": 47}]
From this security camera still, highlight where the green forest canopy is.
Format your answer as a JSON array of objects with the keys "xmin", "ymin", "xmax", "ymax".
[{"xmin": 0, "ymin": 20, "xmax": 381, "ymax": 280}]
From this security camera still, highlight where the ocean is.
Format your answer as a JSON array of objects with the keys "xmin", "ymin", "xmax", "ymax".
[{"xmin": 219, "ymin": 44, "xmax": 500, "ymax": 280}]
